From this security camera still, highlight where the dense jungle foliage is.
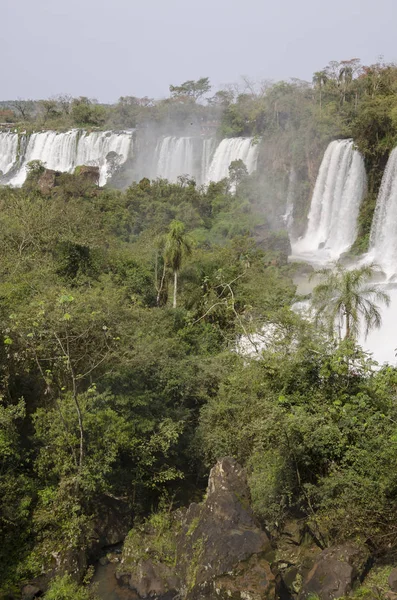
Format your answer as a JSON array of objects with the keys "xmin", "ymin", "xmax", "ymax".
[{"xmin": 3, "ymin": 58, "xmax": 397, "ymax": 597}]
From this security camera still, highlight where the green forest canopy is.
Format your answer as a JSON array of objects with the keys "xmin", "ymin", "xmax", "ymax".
[{"xmin": 2, "ymin": 58, "xmax": 397, "ymax": 596}]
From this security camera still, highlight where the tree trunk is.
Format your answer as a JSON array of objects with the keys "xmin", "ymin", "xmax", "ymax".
[
  {"xmin": 345, "ymin": 313, "xmax": 351, "ymax": 340},
  {"xmin": 173, "ymin": 271, "xmax": 178, "ymax": 309}
]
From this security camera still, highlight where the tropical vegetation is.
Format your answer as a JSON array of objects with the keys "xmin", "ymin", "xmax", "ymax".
[{"xmin": 2, "ymin": 57, "xmax": 397, "ymax": 597}]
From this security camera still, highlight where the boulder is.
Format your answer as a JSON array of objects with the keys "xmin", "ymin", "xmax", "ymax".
[
  {"xmin": 389, "ymin": 567, "xmax": 397, "ymax": 592},
  {"xmin": 37, "ymin": 168, "xmax": 61, "ymax": 194},
  {"xmin": 74, "ymin": 165, "xmax": 100, "ymax": 185},
  {"xmin": 129, "ymin": 559, "xmax": 179, "ymax": 599},
  {"xmin": 21, "ymin": 585, "xmax": 42, "ymax": 600},
  {"xmin": 275, "ymin": 520, "xmax": 322, "ymax": 597},
  {"xmin": 90, "ymin": 494, "xmax": 132, "ymax": 555},
  {"xmin": 299, "ymin": 543, "xmax": 371, "ymax": 600},
  {"xmin": 118, "ymin": 457, "xmax": 276, "ymax": 599}
]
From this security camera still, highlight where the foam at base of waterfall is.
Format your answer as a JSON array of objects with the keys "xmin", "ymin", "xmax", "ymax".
[{"xmin": 291, "ymin": 139, "xmax": 366, "ymax": 265}]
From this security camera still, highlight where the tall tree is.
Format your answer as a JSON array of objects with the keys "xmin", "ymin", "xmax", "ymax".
[
  {"xmin": 312, "ymin": 264, "xmax": 390, "ymax": 340},
  {"xmin": 164, "ymin": 220, "xmax": 191, "ymax": 309},
  {"xmin": 312, "ymin": 71, "xmax": 328, "ymax": 110},
  {"xmin": 169, "ymin": 77, "xmax": 211, "ymax": 101}
]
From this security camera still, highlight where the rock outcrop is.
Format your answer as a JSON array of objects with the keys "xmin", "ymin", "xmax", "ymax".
[
  {"xmin": 74, "ymin": 165, "xmax": 100, "ymax": 185},
  {"xmin": 37, "ymin": 168, "xmax": 62, "ymax": 194},
  {"xmin": 299, "ymin": 543, "xmax": 371, "ymax": 600},
  {"xmin": 118, "ymin": 457, "xmax": 276, "ymax": 599}
]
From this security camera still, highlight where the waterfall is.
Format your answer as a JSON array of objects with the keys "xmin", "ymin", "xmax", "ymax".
[
  {"xmin": 369, "ymin": 147, "xmax": 397, "ymax": 277},
  {"xmin": 201, "ymin": 138, "xmax": 216, "ymax": 185},
  {"xmin": 206, "ymin": 137, "xmax": 259, "ymax": 183},
  {"xmin": 291, "ymin": 139, "xmax": 366, "ymax": 262},
  {"xmin": 152, "ymin": 136, "xmax": 195, "ymax": 182},
  {"xmin": 0, "ymin": 132, "xmax": 19, "ymax": 177},
  {"xmin": 76, "ymin": 131, "xmax": 134, "ymax": 186},
  {"xmin": 283, "ymin": 167, "xmax": 297, "ymax": 235},
  {"xmin": 2, "ymin": 130, "xmax": 134, "ymax": 187},
  {"xmin": 0, "ymin": 130, "xmax": 260, "ymax": 188}
]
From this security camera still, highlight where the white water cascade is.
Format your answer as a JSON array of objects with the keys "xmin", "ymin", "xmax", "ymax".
[
  {"xmin": 291, "ymin": 139, "xmax": 366, "ymax": 264},
  {"xmin": 368, "ymin": 147, "xmax": 397, "ymax": 278},
  {"xmin": 0, "ymin": 130, "xmax": 134, "ymax": 187},
  {"xmin": 201, "ymin": 138, "xmax": 216, "ymax": 184},
  {"xmin": 283, "ymin": 167, "xmax": 297, "ymax": 235},
  {"xmin": 150, "ymin": 136, "xmax": 258, "ymax": 185},
  {"xmin": 0, "ymin": 132, "xmax": 19, "ymax": 177},
  {"xmin": 152, "ymin": 136, "xmax": 196, "ymax": 182},
  {"xmin": 0, "ymin": 131, "xmax": 260, "ymax": 188},
  {"xmin": 206, "ymin": 137, "xmax": 259, "ymax": 183}
]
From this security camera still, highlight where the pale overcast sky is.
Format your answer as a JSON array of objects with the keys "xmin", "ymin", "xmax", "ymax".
[{"xmin": 1, "ymin": 0, "xmax": 395, "ymax": 102}]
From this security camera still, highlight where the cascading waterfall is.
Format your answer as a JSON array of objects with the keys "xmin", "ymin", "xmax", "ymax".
[
  {"xmin": 201, "ymin": 138, "xmax": 216, "ymax": 185},
  {"xmin": 368, "ymin": 147, "xmax": 397, "ymax": 278},
  {"xmin": 0, "ymin": 132, "xmax": 19, "ymax": 177},
  {"xmin": 291, "ymin": 139, "xmax": 366, "ymax": 262},
  {"xmin": 206, "ymin": 137, "xmax": 259, "ymax": 183},
  {"xmin": 283, "ymin": 167, "xmax": 297, "ymax": 235},
  {"xmin": 150, "ymin": 136, "xmax": 217, "ymax": 185},
  {"xmin": 0, "ymin": 130, "xmax": 259, "ymax": 188},
  {"xmin": 76, "ymin": 131, "xmax": 134, "ymax": 186},
  {"xmin": 152, "ymin": 136, "xmax": 195, "ymax": 182},
  {"xmin": 1, "ymin": 130, "xmax": 134, "ymax": 187}
]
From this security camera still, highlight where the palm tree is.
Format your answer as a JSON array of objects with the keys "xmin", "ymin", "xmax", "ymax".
[
  {"xmin": 312, "ymin": 264, "xmax": 390, "ymax": 340},
  {"xmin": 164, "ymin": 220, "xmax": 191, "ymax": 309},
  {"xmin": 338, "ymin": 65, "xmax": 353, "ymax": 104},
  {"xmin": 312, "ymin": 70, "xmax": 328, "ymax": 110}
]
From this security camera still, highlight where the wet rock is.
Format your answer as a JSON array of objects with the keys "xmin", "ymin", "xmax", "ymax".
[{"xmin": 299, "ymin": 543, "xmax": 371, "ymax": 600}]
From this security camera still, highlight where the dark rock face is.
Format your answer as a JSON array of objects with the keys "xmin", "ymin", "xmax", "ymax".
[
  {"xmin": 74, "ymin": 165, "xmax": 100, "ymax": 185},
  {"xmin": 118, "ymin": 457, "xmax": 276, "ymax": 599},
  {"xmin": 91, "ymin": 495, "xmax": 132, "ymax": 554},
  {"xmin": 299, "ymin": 543, "xmax": 371, "ymax": 600},
  {"xmin": 37, "ymin": 168, "xmax": 61, "ymax": 194},
  {"xmin": 21, "ymin": 584, "xmax": 42, "ymax": 600},
  {"xmin": 275, "ymin": 520, "xmax": 322, "ymax": 597},
  {"xmin": 178, "ymin": 458, "xmax": 273, "ymax": 592}
]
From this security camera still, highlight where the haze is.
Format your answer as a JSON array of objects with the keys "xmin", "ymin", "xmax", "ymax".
[{"xmin": 2, "ymin": 0, "xmax": 395, "ymax": 102}]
